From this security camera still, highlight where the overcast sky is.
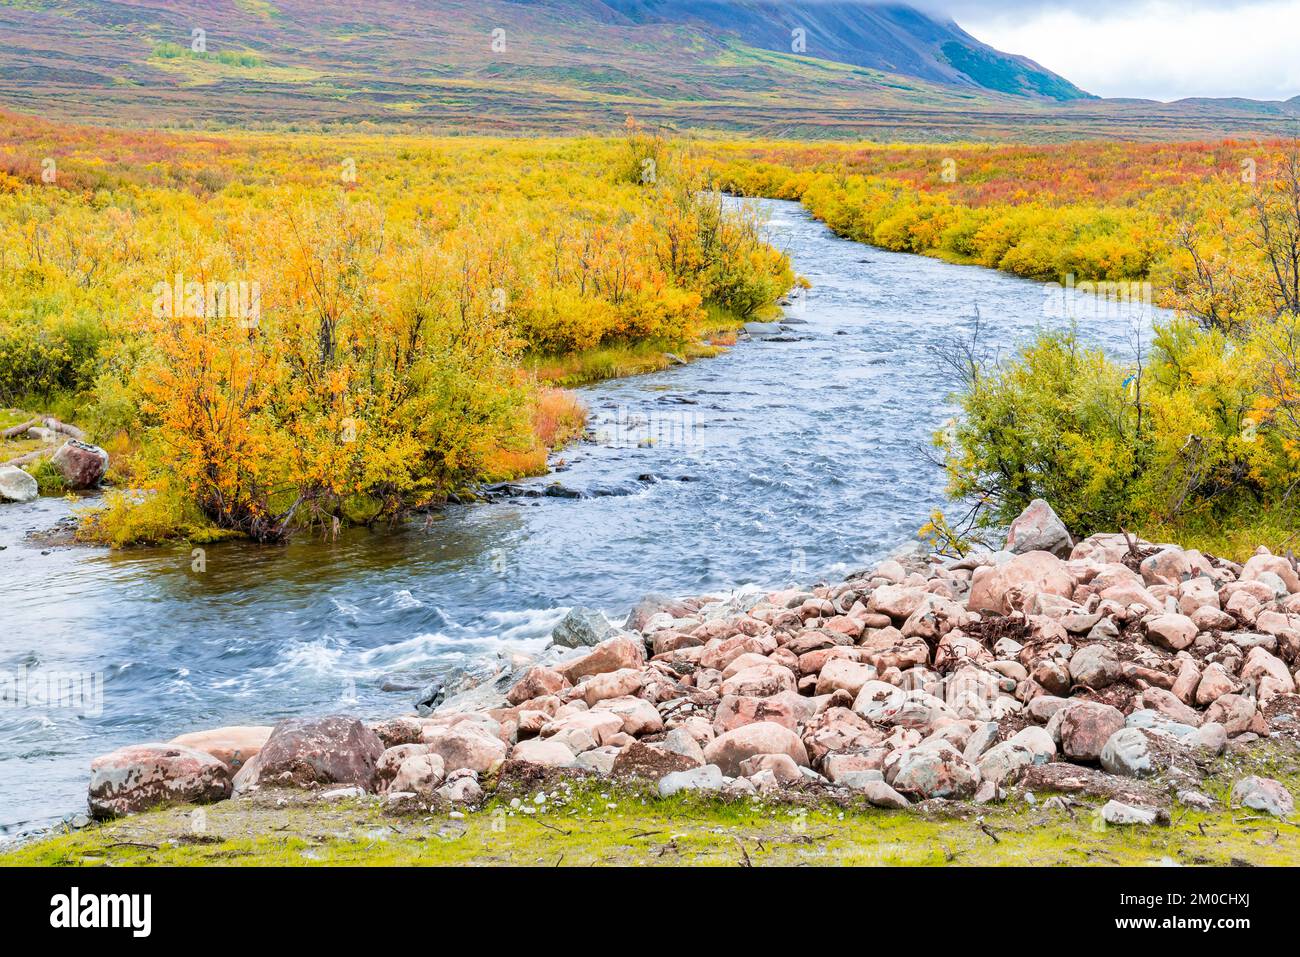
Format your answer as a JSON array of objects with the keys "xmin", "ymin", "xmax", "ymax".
[{"xmin": 935, "ymin": 0, "xmax": 1300, "ymax": 101}]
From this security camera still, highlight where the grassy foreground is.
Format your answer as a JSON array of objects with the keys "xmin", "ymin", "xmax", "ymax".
[{"xmin": 5, "ymin": 746, "xmax": 1297, "ymax": 867}]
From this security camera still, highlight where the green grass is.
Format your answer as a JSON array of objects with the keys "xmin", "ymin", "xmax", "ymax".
[
  {"xmin": 25, "ymin": 456, "xmax": 65, "ymax": 493},
  {"xmin": 524, "ymin": 305, "xmax": 755, "ymax": 388},
  {"xmin": 0, "ymin": 407, "xmax": 55, "ymax": 472},
  {"xmin": 6, "ymin": 746, "xmax": 1297, "ymax": 867},
  {"xmin": 234, "ymin": 0, "xmax": 281, "ymax": 17},
  {"xmin": 1136, "ymin": 506, "xmax": 1300, "ymax": 563}
]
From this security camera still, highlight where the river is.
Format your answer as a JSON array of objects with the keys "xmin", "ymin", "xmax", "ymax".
[{"xmin": 0, "ymin": 197, "xmax": 1166, "ymax": 835}]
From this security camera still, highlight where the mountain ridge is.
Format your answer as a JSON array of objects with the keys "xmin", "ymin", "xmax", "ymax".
[
  {"xmin": 0, "ymin": 0, "xmax": 1295, "ymax": 140},
  {"xmin": 596, "ymin": 0, "xmax": 1094, "ymax": 100}
]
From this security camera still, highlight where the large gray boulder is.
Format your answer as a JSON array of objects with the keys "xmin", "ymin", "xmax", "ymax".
[
  {"xmin": 0, "ymin": 465, "xmax": 37, "ymax": 503},
  {"xmin": 552, "ymin": 606, "xmax": 618, "ymax": 648},
  {"xmin": 1005, "ymin": 499, "xmax": 1072, "ymax": 558}
]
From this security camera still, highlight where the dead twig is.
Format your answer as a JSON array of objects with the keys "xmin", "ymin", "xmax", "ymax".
[
  {"xmin": 1, "ymin": 446, "xmax": 58, "ymax": 468},
  {"xmin": 733, "ymin": 836, "xmax": 752, "ymax": 868}
]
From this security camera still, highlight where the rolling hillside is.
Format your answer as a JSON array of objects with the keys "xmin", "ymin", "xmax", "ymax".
[{"xmin": 0, "ymin": 0, "xmax": 1296, "ymax": 139}]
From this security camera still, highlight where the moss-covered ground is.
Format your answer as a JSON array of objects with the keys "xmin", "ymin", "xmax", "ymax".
[{"xmin": 4, "ymin": 743, "xmax": 1297, "ymax": 867}]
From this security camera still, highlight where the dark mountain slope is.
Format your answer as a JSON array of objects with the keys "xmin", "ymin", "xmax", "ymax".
[{"xmin": 600, "ymin": 1, "xmax": 1092, "ymax": 99}]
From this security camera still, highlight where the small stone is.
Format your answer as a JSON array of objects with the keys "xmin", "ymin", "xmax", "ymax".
[
  {"xmin": 420, "ymin": 723, "xmax": 508, "ymax": 774},
  {"xmin": 834, "ymin": 769, "xmax": 885, "ymax": 790},
  {"xmin": 1229, "ymin": 776, "xmax": 1294, "ymax": 817},
  {"xmin": 738, "ymin": 753, "xmax": 802, "ymax": 783},
  {"xmin": 703, "ymin": 722, "xmax": 809, "ymax": 775},
  {"xmin": 973, "ymin": 779, "xmax": 1000, "ymax": 804},
  {"xmin": 657, "ymin": 764, "xmax": 724, "ymax": 797},
  {"xmin": 389, "ymin": 753, "xmax": 446, "ymax": 793},
  {"xmin": 319, "ymin": 785, "xmax": 366, "ymax": 801},
  {"xmin": 1008, "ymin": 725, "xmax": 1056, "ymax": 761},
  {"xmin": 1101, "ymin": 800, "xmax": 1160, "ymax": 826},
  {"xmin": 1176, "ymin": 789, "xmax": 1215, "ymax": 810},
  {"xmin": 660, "ymin": 727, "xmax": 707, "ymax": 765},
  {"xmin": 1070, "ymin": 644, "xmax": 1121, "ymax": 689},
  {"xmin": 977, "ymin": 741, "xmax": 1035, "ymax": 786},
  {"xmin": 556, "ymin": 635, "xmax": 646, "ymax": 683},
  {"xmin": 1059, "ymin": 701, "xmax": 1125, "ymax": 761},
  {"xmin": 962, "ymin": 721, "xmax": 1001, "ymax": 762},
  {"xmin": 506, "ymin": 666, "xmax": 571, "ymax": 705},
  {"xmin": 511, "ymin": 738, "xmax": 579, "ymax": 767},
  {"xmin": 890, "ymin": 743, "xmax": 980, "ymax": 799},
  {"xmin": 1187, "ymin": 722, "xmax": 1228, "ymax": 755},
  {"xmin": 1099, "ymin": 728, "xmax": 1157, "ymax": 777},
  {"xmin": 1144, "ymin": 614, "xmax": 1198, "ymax": 651},
  {"xmin": 858, "ymin": 779, "xmax": 911, "ymax": 809},
  {"xmin": 574, "ymin": 746, "xmax": 619, "ymax": 776},
  {"xmin": 436, "ymin": 774, "xmax": 483, "ymax": 804}
]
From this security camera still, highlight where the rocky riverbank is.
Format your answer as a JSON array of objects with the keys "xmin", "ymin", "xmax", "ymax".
[{"xmin": 76, "ymin": 500, "xmax": 1300, "ymax": 832}]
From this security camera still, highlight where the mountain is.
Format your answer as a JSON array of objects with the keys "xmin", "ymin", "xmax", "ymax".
[
  {"xmin": 600, "ymin": 1, "xmax": 1092, "ymax": 100},
  {"xmin": 0, "ymin": 0, "xmax": 1295, "ymax": 140}
]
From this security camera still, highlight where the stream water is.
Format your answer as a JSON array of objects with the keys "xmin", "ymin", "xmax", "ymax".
[{"xmin": 0, "ymin": 197, "xmax": 1167, "ymax": 835}]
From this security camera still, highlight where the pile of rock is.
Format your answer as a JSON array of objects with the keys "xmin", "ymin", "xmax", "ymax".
[{"xmin": 86, "ymin": 500, "xmax": 1298, "ymax": 823}]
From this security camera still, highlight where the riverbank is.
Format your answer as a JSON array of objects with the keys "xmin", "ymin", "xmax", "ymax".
[
  {"xmin": 8, "ymin": 498, "xmax": 1297, "ymax": 865},
  {"xmin": 6, "ymin": 740, "xmax": 1298, "ymax": 866},
  {"xmin": 0, "ymin": 306, "xmax": 783, "ymax": 547}
]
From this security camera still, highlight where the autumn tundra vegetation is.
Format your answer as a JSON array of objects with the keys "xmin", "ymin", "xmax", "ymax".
[
  {"xmin": 0, "ymin": 114, "xmax": 792, "ymax": 544},
  {"xmin": 1, "ymin": 110, "xmax": 1298, "ymax": 557}
]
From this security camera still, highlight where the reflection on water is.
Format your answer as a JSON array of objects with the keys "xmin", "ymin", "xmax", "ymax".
[{"xmin": 0, "ymin": 198, "xmax": 1165, "ymax": 834}]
